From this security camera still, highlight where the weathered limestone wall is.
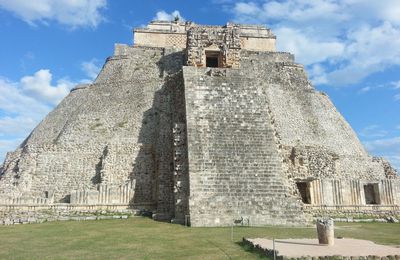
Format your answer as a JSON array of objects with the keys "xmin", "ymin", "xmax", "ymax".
[
  {"xmin": 134, "ymin": 21, "xmax": 276, "ymax": 52},
  {"xmin": 70, "ymin": 182, "xmax": 135, "ymax": 205},
  {"xmin": 240, "ymin": 37, "xmax": 276, "ymax": 51},
  {"xmin": 0, "ymin": 205, "xmax": 132, "ymax": 225},
  {"xmin": 304, "ymin": 179, "xmax": 400, "ymax": 206},
  {"xmin": 0, "ymin": 45, "xmax": 184, "ymax": 219},
  {"xmin": 170, "ymin": 71, "xmax": 190, "ymax": 223},
  {"xmin": 134, "ymin": 31, "xmax": 187, "ymax": 49},
  {"xmin": 0, "ymin": 22, "xmax": 398, "ymax": 226},
  {"xmin": 238, "ymin": 50, "xmax": 399, "ymax": 208},
  {"xmin": 183, "ymin": 66, "xmax": 307, "ymax": 227},
  {"xmin": 239, "ymin": 50, "xmax": 392, "ymax": 182}
]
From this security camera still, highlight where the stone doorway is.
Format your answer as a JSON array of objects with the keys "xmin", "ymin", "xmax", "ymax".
[
  {"xmin": 364, "ymin": 183, "xmax": 380, "ymax": 204},
  {"xmin": 296, "ymin": 182, "xmax": 311, "ymax": 204},
  {"xmin": 205, "ymin": 51, "xmax": 220, "ymax": 67}
]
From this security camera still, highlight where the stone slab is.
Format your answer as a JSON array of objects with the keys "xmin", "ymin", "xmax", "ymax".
[{"xmin": 248, "ymin": 238, "xmax": 400, "ymax": 257}]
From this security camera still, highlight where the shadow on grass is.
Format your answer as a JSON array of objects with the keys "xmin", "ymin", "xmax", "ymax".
[
  {"xmin": 138, "ymin": 209, "xmax": 153, "ymax": 218},
  {"xmin": 236, "ymin": 240, "xmax": 272, "ymax": 259}
]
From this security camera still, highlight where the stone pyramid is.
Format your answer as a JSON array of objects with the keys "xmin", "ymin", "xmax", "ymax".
[{"xmin": 0, "ymin": 21, "xmax": 398, "ymax": 226}]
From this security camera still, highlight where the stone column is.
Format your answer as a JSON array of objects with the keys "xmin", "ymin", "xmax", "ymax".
[{"xmin": 316, "ymin": 218, "xmax": 334, "ymax": 245}]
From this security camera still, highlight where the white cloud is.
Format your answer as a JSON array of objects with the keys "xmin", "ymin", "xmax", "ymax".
[
  {"xmin": 391, "ymin": 81, "xmax": 400, "ymax": 101},
  {"xmin": 385, "ymin": 155, "xmax": 400, "ymax": 173},
  {"xmin": 234, "ymin": 0, "xmax": 345, "ymax": 26},
  {"xmin": 154, "ymin": 10, "xmax": 185, "ymax": 22},
  {"xmin": 326, "ymin": 22, "xmax": 400, "ymax": 86},
  {"xmin": 0, "ymin": 0, "xmax": 107, "ymax": 28},
  {"xmin": 0, "ymin": 70, "xmax": 75, "ymax": 163},
  {"xmin": 364, "ymin": 137, "xmax": 400, "ymax": 153},
  {"xmin": 384, "ymin": 155, "xmax": 400, "ymax": 172},
  {"xmin": 392, "ymin": 81, "xmax": 400, "ymax": 89},
  {"xmin": 345, "ymin": 0, "xmax": 400, "ymax": 26},
  {"xmin": 81, "ymin": 59, "xmax": 101, "ymax": 80},
  {"xmin": 226, "ymin": 0, "xmax": 400, "ymax": 87},
  {"xmin": 231, "ymin": 0, "xmax": 346, "ymax": 31},
  {"xmin": 274, "ymin": 27, "xmax": 344, "ymax": 66},
  {"xmin": 0, "ymin": 139, "xmax": 24, "ymax": 164},
  {"xmin": 308, "ymin": 64, "xmax": 328, "ymax": 85},
  {"xmin": 358, "ymin": 125, "xmax": 389, "ymax": 138},
  {"xmin": 20, "ymin": 70, "xmax": 74, "ymax": 105},
  {"xmin": 0, "ymin": 77, "xmax": 50, "ymax": 117},
  {"xmin": 358, "ymin": 86, "xmax": 371, "ymax": 94},
  {"xmin": 0, "ymin": 116, "xmax": 38, "ymax": 137},
  {"xmin": 234, "ymin": 2, "xmax": 259, "ymax": 16},
  {"xmin": 363, "ymin": 136, "xmax": 400, "ymax": 170},
  {"xmin": 356, "ymin": 82, "xmax": 399, "ymax": 99}
]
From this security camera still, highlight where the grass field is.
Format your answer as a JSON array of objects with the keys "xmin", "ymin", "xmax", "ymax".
[{"xmin": 0, "ymin": 217, "xmax": 399, "ymax": 259}]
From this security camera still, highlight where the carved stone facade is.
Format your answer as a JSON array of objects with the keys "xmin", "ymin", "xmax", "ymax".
[
  {"xmin": 0, "ymin": 21, "xmax": 398, "ymax": 226},
  {"xmin": 186, "ymin": 24, "xmax": 241, "ymax": 68},
  {"xmin": 134, "ymin": 21, "xmax": 276, "ymax": 52}
]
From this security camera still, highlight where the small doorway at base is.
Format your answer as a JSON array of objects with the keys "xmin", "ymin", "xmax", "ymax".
[
  {"xmin": 205, "ymin": 51, "xmax": 220, "ymax": 68},
  {"xmin": 296, "ymin": 182, "xmax": 311, "ymax": 204},
  {"xmin": 364, "ymin": 183, "xmax": 380, "ymax": 204}
]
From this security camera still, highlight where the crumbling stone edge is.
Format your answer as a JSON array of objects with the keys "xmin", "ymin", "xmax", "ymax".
[
  {"xmin": 241, "ymin": 238, "xmax": 400, "ymax": 260},
  {"xmin": 242, "ymin": 237, "xmax": 276, "ymax": 258},
  {"xmin": 1, "ymin": 214, "xmax": 130, "ymax": 225},
  {"xmin": 0, "ymin": 209, "xmax": 145, "ymax": 225}
]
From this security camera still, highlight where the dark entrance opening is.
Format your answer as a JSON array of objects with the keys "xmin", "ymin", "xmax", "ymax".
[
  {"xmin": 296, "ymin": 182, "xmax": 311, "ymax": 204},
  {"xmin": 206, "ymin": 56, "xmax": 219, "ymax": 67},
  {"xmin": 205, "ymin": 51, "xmax": 220, "ymax": 68},
  {"xmin": 364, "ymin": 183, "xmax": 380, "ymax": 204}
]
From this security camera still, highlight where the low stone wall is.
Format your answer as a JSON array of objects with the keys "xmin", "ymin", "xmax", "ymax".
[
  {"xmin": 1, "ymin": 214, "xmax": 130, "ymax": 225},
  {"xmin": 70, "ymin": 182, "xmax": 135, "ymax": 205},
  {"xmin": 0, "ymin": 203, "xmax": 142, "ymax": 225},
  {"xmin": 305, "ymin": 205, "xmax": 400, "ymax": 215},
  {"xmin": 0, "ymin": 197, "xmax": 51, "ymax": 205},
  {"xmin": 332, "ymin": 217, "xmax": 399, "ymax": 223},
  {"xmin": 305, "ymin": 205, "xmax": 400, "ymax": 223}
]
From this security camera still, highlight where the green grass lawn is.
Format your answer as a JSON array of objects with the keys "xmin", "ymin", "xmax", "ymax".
[{"xmin": 0, "ymin": 217, "xmax": 398, "ymax": 259}]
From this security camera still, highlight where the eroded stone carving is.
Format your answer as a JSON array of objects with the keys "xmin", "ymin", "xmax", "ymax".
[{"xmin": 186, "ymin": 24, "xmax": 241, "ymax": 68}]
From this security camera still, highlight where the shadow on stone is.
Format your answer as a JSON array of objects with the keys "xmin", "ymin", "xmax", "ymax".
[{"xmin": 128, "ymin": 50, "xmax": 186, "ymax": 221}]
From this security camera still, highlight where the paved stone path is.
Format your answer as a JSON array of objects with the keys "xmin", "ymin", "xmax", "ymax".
[{"xmin": 248, "ymin": 238, "xmax": 400, "ymax": 257}]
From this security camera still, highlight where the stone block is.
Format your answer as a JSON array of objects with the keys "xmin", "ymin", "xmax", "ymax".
[{"xmin": 316, "ymin": 218, "xmax": 334, "ymax": 246}]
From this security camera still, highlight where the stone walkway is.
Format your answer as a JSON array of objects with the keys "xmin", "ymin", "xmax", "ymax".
[{"xmin": 248, "ymin": 238, "xmax": 400, "ymax": 257}]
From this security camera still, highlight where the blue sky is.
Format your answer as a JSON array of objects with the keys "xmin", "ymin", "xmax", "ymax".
[{"xmin": 0, "ymin": 0, "xmax": 399, "ymax": 170}]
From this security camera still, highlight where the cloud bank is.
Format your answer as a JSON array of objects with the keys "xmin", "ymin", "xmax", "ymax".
[
  {"xmin": 81, "ymin": 59, "xmax": 102, "ymax": 81},
  {"xmin": 0, "ymin": 70, "xmax": 76, "ymax": 163},
  {"xmin": 154, "ymin": 10, "xmax": 185, "ymax": 22},
  {"xmin": 223, "ymin": 0, "xmax": 400, "ymax": 87},
  {"xmin": 0, "ymin": 0, "xmax": 107, "ymax": 28},
  {"xmin": 364, "ymin": 137, "xmax": 400, "ymax": 170}
]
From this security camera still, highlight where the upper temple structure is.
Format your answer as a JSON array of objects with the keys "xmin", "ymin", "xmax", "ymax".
[{"xmin": 0, "ymin": 20, "xmax": 398, "ymax": 226}]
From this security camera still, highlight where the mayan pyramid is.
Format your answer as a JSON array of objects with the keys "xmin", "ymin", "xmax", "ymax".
[{"xmin": 0, "ymin": 21, "xmax": 398, "ymax": 227}]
